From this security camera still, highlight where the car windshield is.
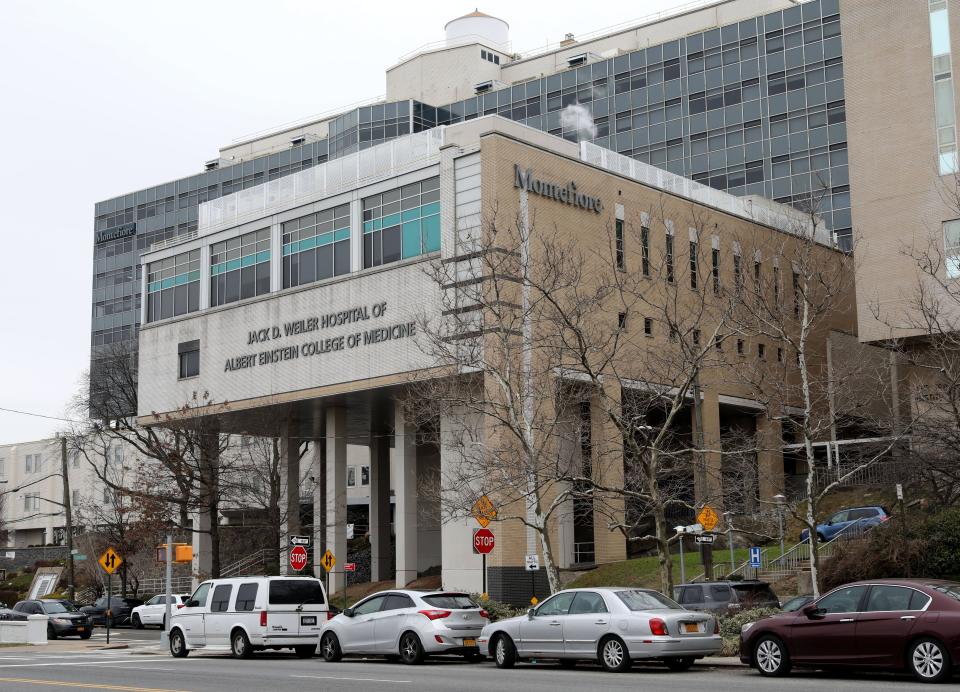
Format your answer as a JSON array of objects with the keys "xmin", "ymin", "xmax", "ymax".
[
  {"xmin": 616, "ymin": 589, "xmax": 681, "ymax": 611},
  {"xmin": 268, "ymin": 579, "xmax": 325, "ymax": 605},
  {"xmin": 929, "ymin": 583, "xmax": 960, "ymax": 601},
  {"xmin": 42, "ymin": 601, "xmax": 77, "ymax": 613},
  {"xmin": 422, "ymin": 593, "xmax": 477, "ymax": 609}
]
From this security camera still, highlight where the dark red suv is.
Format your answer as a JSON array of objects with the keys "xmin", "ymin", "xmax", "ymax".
[{"xmin": 740, "ymin": 579, "xmax": 960, "ymax": 683}]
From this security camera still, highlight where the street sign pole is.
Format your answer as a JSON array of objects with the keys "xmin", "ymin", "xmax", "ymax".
[
  {"xmin": 162, "ymin": 533, "xmax": 172, "ymax": 647},
  {"xmin": 679, "ymin": 534, "xmax": 685, "ymax": 584},
  {"xmin": 482, "ymin": 553, "xmax": 486, "ymax": 595},
  {"xmin": 106, "ymin": 571, "xmax": 111, "ymax": 646}
]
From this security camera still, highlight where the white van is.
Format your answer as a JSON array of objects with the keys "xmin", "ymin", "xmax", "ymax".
[{"xmin": 168, "ymin": 576, "xmax": 328, "ymax": 659}]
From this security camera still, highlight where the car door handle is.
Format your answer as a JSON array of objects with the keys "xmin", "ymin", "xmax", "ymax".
[
  {"xmin": 839, "ymin": 618, "xmax": 855, "ymax": 623},
  {"xmin": 901, "ymin": 616, "xmax": 916, "ymax": 621},
  {"xmin": 594, "ymin": 620, "xmax": 608, "ymax": 625},
  {"xmin": 549, "ymin": 621, "xmax": 561, "ymax": 626}
]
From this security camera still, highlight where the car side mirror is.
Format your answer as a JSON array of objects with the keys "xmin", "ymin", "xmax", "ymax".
[
  {"xmin": 527, "ymin": 608, "xmax": 536, "ymax": 620},
  {"xmin": 802, "ymin": 605, "xmax": 825, "ymax": 619},
  {"xmin": 342, "ymin": 607, "xmax": 354, "ymax": 618},
  {"xmin": 184, "ymin": 600, "xmax": 196, "ymax": 608}
]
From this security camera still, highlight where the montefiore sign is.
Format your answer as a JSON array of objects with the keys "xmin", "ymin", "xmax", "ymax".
[{"xmin": 514, "ymin": 164, "xmax": 603, "ymax": 213}]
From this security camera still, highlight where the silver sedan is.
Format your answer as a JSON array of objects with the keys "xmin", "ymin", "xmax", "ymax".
[{"xmin": 478, "ymin": 587, "xmax": 721, "ymax": 672}]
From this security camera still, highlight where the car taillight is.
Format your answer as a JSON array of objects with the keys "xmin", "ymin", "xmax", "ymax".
[
  {"xmin": 713, "ymin": 618, "xmax": 720, "ymax": 634},
  {"xmin": 649, "ymin": 617, "xmax": 667, "ymax": 636},
  {"xmin": 418, "ymin": 609, "xmax": 451, "ymax": 620},
  {"xmin": 881, "ymin": 515, "xmax": 889, "ymax": 522},
  {"xmin": 176, "ymin": 604, "xmax": 184, "ymax": 609},
  {"xmin": 327, "ymin": 611, "xmax": 335, "ymax": 620},
  {"xmin": 479, "ymin": 609, "xmax": 489, "ymax": 619},
  {"xmin": 260, "ymin": 611, "xmax": 267, "ymax": 627}
]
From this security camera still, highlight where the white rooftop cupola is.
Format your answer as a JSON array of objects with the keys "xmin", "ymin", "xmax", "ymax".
[{"xmin": 444, "ymin": 9, "xmax": 509, "ymax": 48}]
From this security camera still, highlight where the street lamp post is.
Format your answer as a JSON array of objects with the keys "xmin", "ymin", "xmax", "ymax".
[
  {"xmin": 674, "ymin": 526, "xmax": 686, "ymax": 585},
  {"xmin": 774, "ymin": 494, "xmax": 786, "ymax": 560},
  {"xmin": 723, "ymin": 511, "xmax": 735, "ymax": 574}
]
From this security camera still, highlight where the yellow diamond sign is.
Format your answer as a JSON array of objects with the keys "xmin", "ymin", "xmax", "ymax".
[
  {"xmin": 472, "ymin": 495, "xmax": 497, "ymax": 528},
  {"xmin": 697, "ymin": 505, "xmax": 719, "ymax": 533},
  {"xmin": 320, "ymin": 549, "xmax": 336, "ymax": 573},
  {"xmin": 98, "ymin": 547, "xmax": 123, "ymax": 575}
]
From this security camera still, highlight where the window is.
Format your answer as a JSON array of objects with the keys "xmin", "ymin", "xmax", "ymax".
[
  {"xmin": 382, "ymin": 594, "xmax": 416, "ymax": 611},
  {"xmin": 569, "ymin": 591, "xmax": 608, "ymax": 614},
  {"xmin": 944, "ymin": 220, "xmax": 960, "ymax": 277},
  {"xmin": 758, "ymin": 343, "xmax": 765, "ymax": 359},
  {"xmin": 930, "ymin": 1, "xmax": 959, "ymax": 174},
  {"xmin": 422, "ymin": 593, "xmax": 478, "ymax": 609},
  {"xmin": 615, "ymin": 219, "xmax": 625, "ymax": 270},
  {"xmin": 235, "ymin": 583, "xmax": 259, "ymax": 611},
  {"xmin": 363, "ymin": 177, "xmax": 440, "ymax": 268},
  {"xmin": 347, "ymin": 466, "xmax": 357, "ymax": 488},
  {"xmin": 754, "ymin": 259, "xmax": 762, "ymax": 295},
  {"xmin": 817, "ymin": 586, "xmax": 865, "ymax": 613},
  {"xmin": 715, "ymin": 334, "xmax": 723, "ymax": 351},
  {"xmin": 0, "ymin": 459, "xmax": 5, "ymax": 478},
  {"xmin": 689, "ymin": 240, "xmax": 698, "ymax": 289},
  {"xmin": 793, "ymin": 271, "xmax": 802, "ymax": 316},
  {"xmin": 865, "ymin": 585, "xmax": 915, "ymax": 612},
  {"xmin": 24, "ymin": 455, "xmax": 32, "ymax": 474},
  {"xmin": 712, "ymin": 248, "xmax": 720, "ymax": 294},
  {"xmin": 665, "ymin": 232, "xmax": 675, "ymax": 283},
  {"xmin": 617, "ymin": 589, "xmax": 681, "ymax": 610},
  {"xmin": 737, "ymin": 339, "xmax": 745, "ymax": 355},
  {"xmin": 71, "ymin": 453, "xmax": 80, "ymax": 468},
  {"xmin": 618, "ymin": 312, "xmax": 627, "ymax": 329},
  {"xmin": 536, "ymin": 592, "xmax": 576, "ymax": 616},
  {"xmin": 709, "ymin": 584, "xmax": 732, "ymax": 601},
  {"xmin": 354, "ymin": 595, "xmax": 387, "ymax": 615},
  {"xmin": 178, "ymin": 340, "xmax": 200, "ymax": 379},
  {"xmin": 777, "ymin": 347, "xmax": 783, "ymax": 362},
  {"xmin": 678, "ymin": 585, "xmax": 704, "ymax": 605},
  {"xmin": 72, "ymin": 490, "xmax": 80, "ymax": 506},
  {"xmin": 102, "ymin": 488, "xmax": 111, "ymax": 504},
  {"xmin": 146, "ymin": 250, "xmax": 200, "ymax": 322},
  {"xmin": 360, "ymin": 465, "xmax": 370, "ymax": 487},
  {"xmin": 23, "ymin": 493, "xmax": 40, "ymax": 511},
  {"xmin": 693, "ymin": 329, "xmax": 701, "ymax": 345},
  {"xmin": 773, "ymin": 266, "xmax": 781, "ymax": 305},
  {"xmin": 210, "ymin": 229, "xmax": 271, "ymax": 305},
  {"xmin": 641, "ymin": 226, "xmax": 650, "ymax": 276},
  {"xmin": 734, "ymin": 253, "xmax": 743, "ymax": 292},
  {"xmin": 268, "ymin": 579, "xmax": 325, "ymax": 605},
  {"xmin": 283, "ymin": 205, "xmax": 350, "ymax": 289},
  {"xmin": 211, "ymin": 584, "xmax": 232, "ymax": 612},
  {"xmin": 644, "ymin": 317, "xmax": 653, "ymax": 336},
  {"xmin": 190, "ymin": 583, "xmax": 212, "ymax": 609}
]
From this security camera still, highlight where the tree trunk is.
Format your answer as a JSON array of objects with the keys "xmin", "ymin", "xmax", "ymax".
[
  {"xmin": 536, "ymin": 519, "xmax": 561, "ymax": 594},
  {"xmin": 805, "ymin": 480, "xmax": 820, "ymax": 598},
  {"xmin": 653, "ymin": 503, "xmax": 674, "ymax": 595}
]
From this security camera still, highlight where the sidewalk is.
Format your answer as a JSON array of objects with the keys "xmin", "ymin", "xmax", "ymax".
[{"xmin": 699, "ymin": 656, "xmax": 744, "ymax": 667}]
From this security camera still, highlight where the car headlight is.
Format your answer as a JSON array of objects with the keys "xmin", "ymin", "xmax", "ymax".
[
  {"xmin": 741, "ymin": 621, "xmax": 755, "ymax": 635},
  {"xmin": 52, "ymin": 618, "xmax": 70, "ymax": 625}
]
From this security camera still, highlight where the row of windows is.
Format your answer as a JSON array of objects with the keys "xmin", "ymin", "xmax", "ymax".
[
  {"xmin": 210, "ymin": 229, "xmax": 271, "ymax": 307},
  {"xmin": 146, "ymin": 250, "xmax": 201, "ymax": 322},
  {"xmin": 362, "ymin": 178, "xmax": 441, "ymax": 269}
]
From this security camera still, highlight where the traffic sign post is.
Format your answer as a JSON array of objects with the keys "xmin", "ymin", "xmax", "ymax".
[
  {"xmin": 749, "ymin": 545, "xmax": 762, "ymax": 579},
  {"xmin": 697, "ymin": 506, "xmax": 719, "ymax": 532},
  {"xmin": 344, "ymin": 563, "xmax": 356, "ymax": 572},
  {"xmin": 525, "ymin": 554, "xmax": 539, "ymax": 604},
  {"xmin": 473, "ymin": 528, "xmax": 495, "ymax": 595},
  {"xmin": 320, "ymin": 549, "xmax": 336, "ymax": 608},
  {"xmin": 696, "ymin": 507, "xmax": 718, "ymax": 579},
  {"xmin": 98, "ymin": 547, "xmax": 123, "ymax": 645},
  {"xmin": 471, "ymin": 495, "xmax": 497, "ymax": 528},
  {"xmin": 695, "ymin": 534, "xmax": 715, "ymax": 544}
]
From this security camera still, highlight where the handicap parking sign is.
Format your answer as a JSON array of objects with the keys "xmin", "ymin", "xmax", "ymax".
[{"xmin": 749, "ymin": 546, "xmax": 762, "ymax": 568}]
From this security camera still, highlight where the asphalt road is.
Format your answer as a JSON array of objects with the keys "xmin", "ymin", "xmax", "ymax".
[{"xmin": 0, "ymin": 645, "xmax": 932, "ymax": 692}]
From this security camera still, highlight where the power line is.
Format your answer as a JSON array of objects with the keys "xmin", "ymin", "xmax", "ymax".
[{"xmin": 0, "ymin": 406, "xmax": 85, "ymax": 425}]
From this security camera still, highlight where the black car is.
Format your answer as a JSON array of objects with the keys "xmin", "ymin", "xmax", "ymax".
[
  {"xmin": 14, "ymin": 599, "xmax": 92, "ymax": 639},
  {"xmin": 80, "ymin": 596, "xmax": 144, "ymax": 627}
]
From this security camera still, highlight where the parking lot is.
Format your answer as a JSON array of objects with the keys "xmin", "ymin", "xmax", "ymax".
[{"xmin": 0, "ymin": 638, "xmax": 930, "ymax": 692}]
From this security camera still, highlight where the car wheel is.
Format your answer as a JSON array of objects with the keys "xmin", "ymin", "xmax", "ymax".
[
  {"xmin": 492, "ymin": 634, "xmax": 517, "ymax": 669},
  {"xmin": 47, "ymin": 624, "xmax": 57, "ymax": 641},
  {"xmin": 909, "ymin": 637, "xmax": 952, "ymax": 683},
  {"xmin": 294, "ymin": 645, "xmax": 315, "ymax": 659},
  {"xmin": 399, "ymin": 632, "xmax": 425, "ymax": 665},
  {"xmin": 664, "ymin": 656, "xmax": 695, "ymax": 672},
  {"xmin": 132, "ymin": 614, "xmax": 143, "ymax": 629},
  {"xmin": 754, "ymin": 635, "xmax": 791, "ymax": 677},
  {"xmin": 231, "ymin": 629, "xmax": 253, "ymax": 659},
  {"xmin": 599, "ymin": 636, "xmax": 630, "ymax": 673},
  {"xmin": 320, "ymin": 632, "xmax": 342, "ymax": 662},
  {"xmin": 558, "ymin": 658, "xmax": 577, "ymax": 669},
  {"xmin": 80, "ymin": 631, "xmax": 92, "ymax": 640},
  {"xmin": 816, "ymin": 533, "xmax": 826, "ymax": 543},
  {"xmin": 169, "ymin": 629, "xmax": 189, "ymax": 658}
]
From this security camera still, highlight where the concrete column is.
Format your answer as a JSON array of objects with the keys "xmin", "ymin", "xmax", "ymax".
[
  {"xmin": 439, "ymin": 406, "xmax": 484, "ymax": 593},
  {"xmin": 395, "ymin": 400, "xmax": 418, "ymax": 587},
  {"xmin": 757, "ymin": 415, "xmax": 784, "ymax": 500},
  {"xmin": 279, "ymin": 426, "xmax": 301, "ymax": 575},
  {"xmin": 191, "ymin": 510, "xmax": 212, "ymax": 587},
  {"xmin": 369, "ymin": 427, "xmax": 392, "ymax": 582},
  {"xmin": 695, "ymin": 388, "xmax": 724, "ymax": 508},
  {"xmin": 325, "ymin": 408, "xmax": 348, "ymax": 594},
  {"xmin": 592, "ymin": 385, "xmax": 626, "ymax": 564},
  {"xmin": 311, "ymin": 436, "xmax": 327, "ymax": 579}
]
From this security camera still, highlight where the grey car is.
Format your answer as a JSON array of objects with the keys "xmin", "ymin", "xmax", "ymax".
[
  {"xmin": 674, "ymin": 581, "xmax": 780, "ymax": 613},
  {"xmin": 478, "ymin": 587, "xmax": 721, "ymax": 673}
]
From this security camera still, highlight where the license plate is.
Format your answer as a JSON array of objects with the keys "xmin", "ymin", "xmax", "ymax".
[
  {"xmin": 684, "ymin": 623, "xmax": 700, "ymax": 633},
  {"xmin": 301, "ymin": 616, "xmax": 317, "ymax": 626},
  {"xmin": 463, "ymin": 638, "xmax": 476, "ymax": 647},
  {"xmin": 76, "ymin": 627, "xmax": 85, "ymax": 632}
]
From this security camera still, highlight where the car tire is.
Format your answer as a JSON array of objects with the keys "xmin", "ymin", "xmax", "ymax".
[
  {"xmin": 909, "ymin": 637, "xmax": 952, "ymax": 683},
  {"xmin": 47, "ymin": 624, "xmax": 57, "ymax": 641},
  {"xmin": 320, "ymin": 632, "xmax": 342, "ymax": 662},
  {"xmin": 294, "ymin": 645, "xmax": 315, "ymax": 659},
  {"xmin": 664, "ymin": 656, "xmax": 695, "ymax": 672},
  {"xmin": 399, "ymin": 632, "xmax": 425, "ymax": 665},
  {"xmin": 558, "ymin": 658, "xmax": 577, "ymax": 669},
  {"xmin": 754, "ymin": 635, "xmax": 791, "ymax": 677},
  {"xmin": 231, "ymin": 629, "xmax": 253, "ymax": 659},
  {"xmin": 132, "ymin": 614, "xmax": 143, "ymax": 629},
  {"xmin": 169, "ymin": 629, "xmax": 189, "ymax": 658},
  {"xmin": 599, "ymin": 636, "xmax": 631, "ymax": 673},
  {"xmin": 492, "ymin": 634, "xmax": 517, "ymax": 669},
  {"xmin": 816, "ymin": 533, "xmax": 826, "ymax": 543},
  {"xmin": 80, "ymin": 631, "xmax": 92, "ymax": 640}
]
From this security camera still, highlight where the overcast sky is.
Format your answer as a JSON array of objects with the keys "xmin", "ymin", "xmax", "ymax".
[{"xmin": 0, "ymin": 0, "xmax": 689, "ymax": 444}]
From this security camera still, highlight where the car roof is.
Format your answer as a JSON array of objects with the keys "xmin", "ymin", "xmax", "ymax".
[{"xmin": 676, "ymin": 580, "xmax": 769, "ymax": 587}]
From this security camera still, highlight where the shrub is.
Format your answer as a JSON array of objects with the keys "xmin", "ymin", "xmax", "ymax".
[
  {"xmin": 470, "ymin": 593, "xmax": 522, "ymax": 622},
  {"xmin": 819, "ymin": 516, "xmax": 925, "ymax": 592},
  {"xmin": 716, "ymin": 607, "xmax": 780, "ymax": 656},
  {"xmin": 921, "ymin": 507, "xmax": 960, "ymax": 580}
]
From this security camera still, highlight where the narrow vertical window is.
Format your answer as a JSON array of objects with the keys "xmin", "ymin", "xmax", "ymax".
[
  {"xmin": 773, "ymin": 266, "xmax": 781, "ymax": 305},
  {"xmin": 641, "ymin": 226, "xmax": 650, "ymax": 276},
  {"xmin": 615, "ymin": 219, "xmax": 625, "ymax": 271},
  {"xmin": 712, "ymin": 248, "xmax": 720, "ymax": 294},
  {"xmin": 930, "ymin": 0, "xmax": 958, "ymax": 174},
  {"xmin": 754, "ymin": 259, "xmax": 762, "ymax": 295},
  {"xmin": 944, "ymin": 219, "xmax": 960, "ymax": 278},
  {"xmin": 737, "ymin": 338, "xmax": 745, "ymax": 355},
  {"xmin": 618, "ymin": 312, "xmax": 626, "ymax": 329},
  {"xmin": 665, "ymin": 232, "xmax": 675, "ymax": 283},
  {"xmin": 644, "ymin": 317, "xmax": 653, "ymax": 336},
  {"xmin": 793, "ymin": 271, "xmax": 801, "ymax": 317},
  {"xmin": 689, "ymin": 240, "xmax": 698, "ymax": 289},
  {"xmin": 734, "ymin": 254, "xmax": 743, "ymax": 292}
]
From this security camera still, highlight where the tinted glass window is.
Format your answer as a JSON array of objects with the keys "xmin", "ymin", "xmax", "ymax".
[
  {"xmin": 710, "ymin": 585, "xmax": 732, "ymax": 601},
  {"xmin": 569, "ymin": 592, "xmax": 608, "ymax": 614},
  {"xmin": 211, "ymin": 585, "xmax": 232, "ymax": 613},
  {"xmin": 536, "ymin": 592, "xmax": 576, "ymax": 616},
  {"xmin": 865, "ymin": 585, "xmax": 913, "ymax": 612},
  {"xmin": 383, "ymin": 594, "xmax": 416, "ymax": 611},
  {"xmin": 679, "ymin": 586, "xmax": 703, "ymax": 605},
  {"xmin": 146, "ymin": 596, "xmax": 160, "ymax": 606},
  {"xmin": 190, "ymin": 583, "xmax": 211, "ymax": 608},
  {"xmin": 930, "ymin": 583, "xmax": 960, "ymax": 601},
  {"xmin": 269, "ymin": 579, "xmax": 326, "ymax": 606},
  {"xmin": 236, "ymin": 583, "xmax": 258, "ymax": 611},
  {"xmin": 828, "ymin": 511, "xmax": 848, "ymax": 523},
  {"xmin": 353, "ymin": 595, "xmax": 387, "ymax": 616},
  {"xmin": 41, "ymin": 601, "xmax": 76, "ymax": 613},
  {"xmin": 817, "ymin": 586, "xmax": 864, "ymax": 613},
  {"xmin": 422, "ymin": 594, "xmax": 477, "ymax": 609},
  {"xmin": 732, "ymin": 584, "xmax": 778, "ymax": 605},
  {"xmin": 619, "ymin": 590, "xmax": 682, "ymax": 610},
  {"xmin": 910, "ymin": 590, "xmax": 932, "ymax": 610}
]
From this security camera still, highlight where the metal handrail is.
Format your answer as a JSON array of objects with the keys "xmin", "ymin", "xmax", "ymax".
[{"xmin": 221, "ymin": 548, "xmax": 273, "ymax": 578}]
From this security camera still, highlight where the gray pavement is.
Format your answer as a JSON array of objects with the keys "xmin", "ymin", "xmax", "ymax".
[{"xmin": 0, "ymin": 643, "xmax": 929, "ymax": 692}]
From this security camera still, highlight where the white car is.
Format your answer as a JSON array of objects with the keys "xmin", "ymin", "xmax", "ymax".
[
  {"xmin": 319, "ymin": 590, "xmax": 489, "ymax": 664},
  {"xmin": 131, "ymin": 594, "xmax": 189, "ymax": 629},
  {"xmin": 478, "ymin": 587, "xmax": 721, "ymax": 672},
  {"xmin": 168, "ymin": 576, "xmax": 328, "ymax": 659}
]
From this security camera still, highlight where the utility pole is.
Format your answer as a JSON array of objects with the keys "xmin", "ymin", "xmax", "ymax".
[{"xmin": 59, "ymin": 435, "xmax": 76, "ymax": 602}]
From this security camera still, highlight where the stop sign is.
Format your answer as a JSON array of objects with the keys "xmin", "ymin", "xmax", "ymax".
[
  {"xmin": 290, "ymin": 545, "xmax": 308, "ymax": 572},
  {"xmin": 473, "ymin": 528, "xmax": 495, "ymax": 554}
]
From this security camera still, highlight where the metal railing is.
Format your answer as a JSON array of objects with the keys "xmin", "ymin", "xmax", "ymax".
[{"xmin": 221, "ymin": 548, "xmax": 273, "ymax": 578}]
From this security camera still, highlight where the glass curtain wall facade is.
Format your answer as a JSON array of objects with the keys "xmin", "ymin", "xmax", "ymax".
[
  {"xmin": 282, "ymin": 204, "xmax": 351, "ymax": 289},
  {"xmin": 210, "ymin": 229, "xmax": 271, "ymax": 307}
]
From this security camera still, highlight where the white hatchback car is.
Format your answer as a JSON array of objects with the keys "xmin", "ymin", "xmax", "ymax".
[
  {"xmin": 169, "ymin": 576, "xmax": 328, "ymax": 659},
  {"xmin": 479, "ymin": 587, "xmax": 721, "ymax": 672},
  {"xmin": 320, "ymin": 590, "xmax": 489, "ymax": 664},
  {"xmin": 131, "ymin": 594, "xmax": 189, "ymax": 629}
]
